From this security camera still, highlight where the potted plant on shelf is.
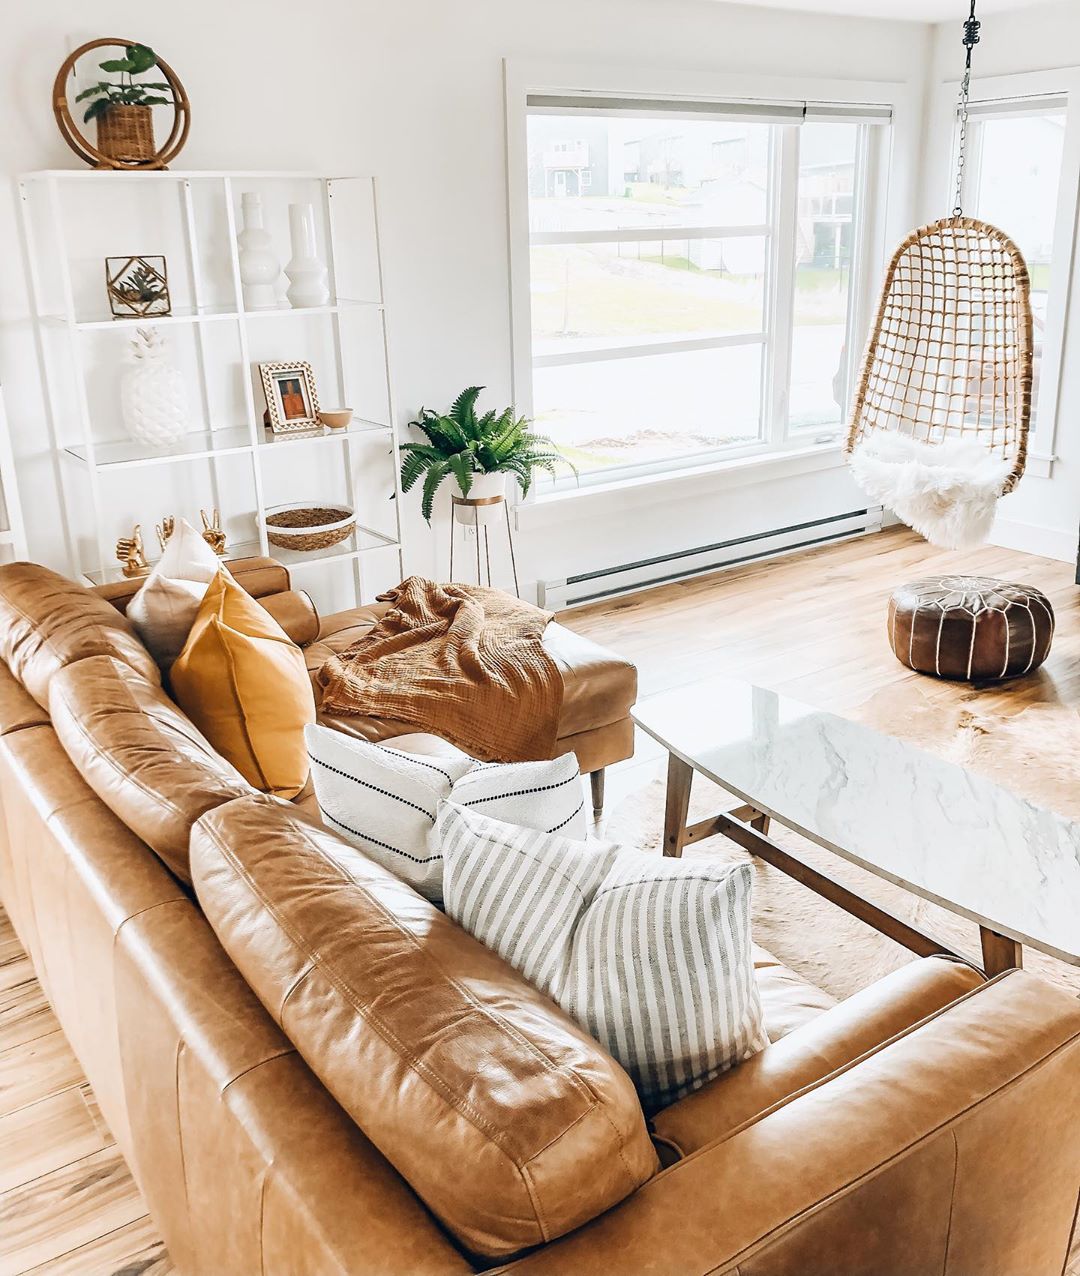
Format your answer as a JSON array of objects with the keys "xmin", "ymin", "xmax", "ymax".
[
  {"xmin": 75, "ymin": 43, "xmax": 173, "ymax": 164},
  {"xmin": 401, "ymin": 386, "xmax": 572, "ymax": 525}
]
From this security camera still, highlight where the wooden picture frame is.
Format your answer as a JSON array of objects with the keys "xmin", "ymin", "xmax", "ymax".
[{"xmin": 259, "ymin": 360, "xmax": 321, "ymax": 433}]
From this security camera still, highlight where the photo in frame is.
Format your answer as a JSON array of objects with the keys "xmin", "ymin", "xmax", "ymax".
[{"xmin": 259, "ymin": 360, "xmax": 321, "ymax": 433}]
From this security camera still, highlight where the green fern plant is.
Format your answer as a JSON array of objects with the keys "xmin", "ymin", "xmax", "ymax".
[{"xmin": 401, "ymin": 386, "xmax": 574, "ymax": 523}]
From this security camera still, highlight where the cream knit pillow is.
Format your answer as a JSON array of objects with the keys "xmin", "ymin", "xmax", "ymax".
[{"xmin": 127, "ymin": 518, "xmax": 221, "ymax": 668}]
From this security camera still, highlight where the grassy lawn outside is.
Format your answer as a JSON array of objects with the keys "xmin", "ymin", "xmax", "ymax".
[{"xmin": 530, "ymin": 244, "xmax": 850, "ymax": 344}]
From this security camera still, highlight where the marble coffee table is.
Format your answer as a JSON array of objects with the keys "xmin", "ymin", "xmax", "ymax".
[{"xmin": 632, "ymin": 675, "xmax": 1080, "ymax": 977}]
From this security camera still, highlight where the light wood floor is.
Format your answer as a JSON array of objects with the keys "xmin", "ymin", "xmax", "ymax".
[{"xmin": 1, "ymin": 526, "xmax": 1078, "ymax": 1274}]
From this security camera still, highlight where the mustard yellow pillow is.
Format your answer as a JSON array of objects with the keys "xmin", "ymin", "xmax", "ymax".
[{"xmin": 171, "ymin": 569, "xmax": 315, "ymax": 799}]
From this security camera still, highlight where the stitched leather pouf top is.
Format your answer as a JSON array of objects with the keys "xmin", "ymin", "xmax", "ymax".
[{"xmin": 888, "ymin": 575, "xmax": 1055, "ymax": 682}]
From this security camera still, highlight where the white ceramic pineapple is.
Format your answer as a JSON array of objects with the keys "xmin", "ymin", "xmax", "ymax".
[{"xmin": 120, "ymin": 327, "xmax": 188, "ymax": 447}]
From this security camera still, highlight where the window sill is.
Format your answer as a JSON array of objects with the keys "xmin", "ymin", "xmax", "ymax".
[{"xmin": 515, "ymin": 442, "xmax": 848, "ymax": 529}]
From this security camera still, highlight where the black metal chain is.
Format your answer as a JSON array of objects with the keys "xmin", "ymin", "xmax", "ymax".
[{"xmin": 953, "ymin": 0, "xmax": 981, "ymax": 217}]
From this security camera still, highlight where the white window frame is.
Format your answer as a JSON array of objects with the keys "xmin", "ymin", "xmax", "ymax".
[
  {"xmin": 504, "ymin": 60, "xmax": 918, "ymax": 499},
  {"xmin": 926, "ymin": 67, "xmax": 1080, "ymax": 480}
]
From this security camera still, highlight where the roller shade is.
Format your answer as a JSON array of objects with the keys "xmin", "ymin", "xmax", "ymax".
[
  {"xmin": 526, "ymin": 93, "xmax": 892, "ymax": 126},
  {"xmin": 964, "ymin": 93, "xmax": 1068, "ymax": 119}
]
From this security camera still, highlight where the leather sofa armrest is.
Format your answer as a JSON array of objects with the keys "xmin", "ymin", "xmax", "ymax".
[
  {"xmin": 95, "ymin": 555, "xmax": 290, "ymax": 613},
  {"xmin": 259, "ymin": 589, "xmax": 320, "ymax": 647},
  {"xmin": 496, "ymin": 971, "xmax": 1080, "ymax": 1276},
  {"xmin": 653, "ymin": 955, "xmax": 984, "ymax": 1156}
]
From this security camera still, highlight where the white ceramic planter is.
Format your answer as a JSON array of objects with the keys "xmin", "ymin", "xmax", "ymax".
[
  {"xmin": 453, "ymin": 471, "xmax": 505, "ymax": 526},
  {"xmin": 285, "ymin": 203, "xmax": 330, "ymax": 308},
  {"xmin": 237, "ymin": 192, "xmax": 281, "ymax": 310}
]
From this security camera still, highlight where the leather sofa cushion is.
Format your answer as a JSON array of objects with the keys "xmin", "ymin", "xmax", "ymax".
[
  {"xmin": 0, "ymin": 562, "xmax": 160, "ymax": 708},
  {"xmin": 753, "ymin": 944, "xmax": 838, "ymax": 1042},
  {"xmin": 305, "ymin": 605, "xmax": 637, "ymax": 741},
  {"xmin": 258, "ymin": 590, "xmax": 319, "ymax": 648},
  {"xmin": 191, "ymin": 793, "xmax": 658, "ymax": 1258},
  {"xmin": 49, "ymin": 655, "xmax": 252, "ymax": 884},
  {"xmin": 0, "ymin": 663, "xmax": 50, "ymax": 735},
  {"xmin": 654, "ymin": 955, "xmax": 985, "ymax": 1156}
]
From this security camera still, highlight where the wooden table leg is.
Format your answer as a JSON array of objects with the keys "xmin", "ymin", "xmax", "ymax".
[
  {"xmin": 980, "ymin": 926, "xmax": 1023, "ymax": 977},
  {"xmin": 589, "ymin": 769, "xmax": 605, "ymax": 817},
  {"xmin": 663, "ymin": 754, "xmax": 693, "ymax": 858}
]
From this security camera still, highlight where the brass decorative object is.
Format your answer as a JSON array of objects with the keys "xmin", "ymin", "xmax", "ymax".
[
  {"xmin": 52, "ymin": 38, "xmax": 191, "ymax": 171},
  {"xmin": 155, "ymin": 515, "xmax": 174, "ymax": 553},
  {"xmin": 200, "ymin": 508, "xmax": 227, "ymax": 556},
  {"xmin": 115, "ymin": 524, "xmax": 150, "ymax": 578},
  {"xmin": 106, "ymin": 255, "xmax": 171, "ymax": 318}
]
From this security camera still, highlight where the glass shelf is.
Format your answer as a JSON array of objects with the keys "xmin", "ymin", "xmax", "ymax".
[
  {"xmin": 263, "ymin": 523, "xmax": 400, "ymax": 572},
  {"xmin": 259, "ymin": 419, "xmax": 393, "ymax": 448},
  {"xmin": 63, "ymin": 426, "xmax": 253, "ymax": 470},
  {"xmin": 41, "ymin": 299, "xmax": 384, "ymax": 331},
  {"xmin": 82, "ymin": 523, "xmax": 400, "ymax": 586}
]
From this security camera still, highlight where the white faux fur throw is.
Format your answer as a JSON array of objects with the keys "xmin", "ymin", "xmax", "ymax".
[{"xmin": 849, "ymin": 434, "xmax": 1012, "ymax": 550}]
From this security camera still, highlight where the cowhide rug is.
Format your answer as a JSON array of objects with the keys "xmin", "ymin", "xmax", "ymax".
[{"xmin": 604, "ymin": 683, "xmax": 1080, "ymax": 1002}]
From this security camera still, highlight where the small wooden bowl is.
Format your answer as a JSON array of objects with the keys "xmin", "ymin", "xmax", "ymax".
[{"xmin": 318, "ymin": 408, "xmax": 354, "ymax": 430}]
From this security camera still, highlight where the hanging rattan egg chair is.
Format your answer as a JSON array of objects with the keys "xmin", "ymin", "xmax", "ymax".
[{"xmin": 844, "ymin": 2, "xmax": 1035, "ymax": 550}]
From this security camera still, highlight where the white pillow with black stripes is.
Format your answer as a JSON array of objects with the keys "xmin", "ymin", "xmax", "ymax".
[{"xmin": 303, "ymin": 723, "xmax": 589, "ymax": 902}]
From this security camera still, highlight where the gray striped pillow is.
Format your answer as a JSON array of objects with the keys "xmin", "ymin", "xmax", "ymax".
[{"xmin": 439, "ymin": 803, "xmax": 768, "ymax": 1108}]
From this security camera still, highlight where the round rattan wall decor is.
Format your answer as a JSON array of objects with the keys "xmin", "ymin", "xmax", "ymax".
[{"xmin": 52, "ymin": 39, "xmax": 190, "ymax": 171}]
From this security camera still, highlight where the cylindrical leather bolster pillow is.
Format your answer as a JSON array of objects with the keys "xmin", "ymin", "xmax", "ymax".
[
  {"xmin": 258, "ymin": 589, "xmax": 319, "ymax": 648},
  {"xmin": 191, "ymin": 794, "xmax": 657, "ymax": 1258}
]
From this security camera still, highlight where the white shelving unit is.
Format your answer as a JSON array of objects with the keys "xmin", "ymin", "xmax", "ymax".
[
  {"xmin": 0, "ymin": 386, "xmax": 28, "ymax": 563},
  {"xmin": 17, "ymin": 170, "xmax": 404, "ymax": 608}
]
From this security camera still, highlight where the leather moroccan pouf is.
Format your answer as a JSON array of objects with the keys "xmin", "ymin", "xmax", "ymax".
[{"xmin": 888, "ymin": 576, "xmax": 1055, "ymax": 681}]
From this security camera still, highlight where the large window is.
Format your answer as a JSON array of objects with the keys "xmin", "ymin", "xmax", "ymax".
[
  {"xmin": 523, "ymin": 99, "xmax": 886, "ymax": 483},
  {"xmin": 964, "ymin": 100, "xmax": 1068, "ymax": 426}
]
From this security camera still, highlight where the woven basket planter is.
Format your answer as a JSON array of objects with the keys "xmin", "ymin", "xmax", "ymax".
[
  {"xmin": 96, "ymin": 105, "xmax": 156, "ymax": 163},
  {"xmin": 264, "ymin": 503, "xmax": 355, "ymax": 552}
]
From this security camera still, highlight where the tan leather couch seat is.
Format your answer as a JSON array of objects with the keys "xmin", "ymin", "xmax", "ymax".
[{"xmin": 655, "ymin": 955, "xmax": 984, "ymax": 1156}]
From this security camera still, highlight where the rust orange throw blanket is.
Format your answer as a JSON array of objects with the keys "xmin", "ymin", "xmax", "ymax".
[{"xmin": 315, "ymin": 576, "xmax": 563, "ymax": 763}]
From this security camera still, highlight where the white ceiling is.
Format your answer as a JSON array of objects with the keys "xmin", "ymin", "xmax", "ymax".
[{"xmin": 729, "ymin": 0, "xmax": 1048, "ymax": 21}]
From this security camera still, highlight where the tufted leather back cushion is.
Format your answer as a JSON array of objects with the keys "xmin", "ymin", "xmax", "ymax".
[
  {"xmin": 0, "ymin": 562, "xmax": 161, "ymax": 707},
  {"xmin": 49, "ymin": 655, "xmax": 252, "ymax": 884},
  {"xmin": 191, "ymin": 793, "xmax": 658, "ymax": 1258}
]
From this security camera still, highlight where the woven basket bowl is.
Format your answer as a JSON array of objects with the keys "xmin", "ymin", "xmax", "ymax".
[{"xmin": 263, "ymin": 502, "xmax": 355, "ymax": 552}]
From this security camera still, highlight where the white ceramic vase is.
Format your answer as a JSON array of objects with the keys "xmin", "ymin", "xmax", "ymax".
[
  {"xmin": 454, "ymin": 471, "xmax": 506, "ymax": 527},
  {"xmin": 285, "ymin": 203, "xmax": 330, "ymax": 308},
  {"xmin": 237, "ymin": 192, "xmax": 281, "ymax": 310},
  {"xmin": 120, "ymin": 327, "xmax": 188, "ymax": 448}
]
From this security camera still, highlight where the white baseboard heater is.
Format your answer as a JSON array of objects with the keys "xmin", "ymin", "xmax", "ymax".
[{"xmin": 538, "ymin": 506, "xmax": 884, "ymax": 611}]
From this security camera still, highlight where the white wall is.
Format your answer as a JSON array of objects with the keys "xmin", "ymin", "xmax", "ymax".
[
  {"xmin": 925, "ymin": 1, "xmax": 1080, "ymax": 565},
  {"xmin": 0, "ymin": 0, "xmax": 935, "ymax": 598}
]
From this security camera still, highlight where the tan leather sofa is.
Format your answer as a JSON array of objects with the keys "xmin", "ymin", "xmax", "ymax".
[
  {"xmin": 2, "ymin": 557, "xmax": 1080, "ymax": 1275},
  {"xmin": 99, "ymin": 559, "xmax": 637, "ymax": 815}
]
